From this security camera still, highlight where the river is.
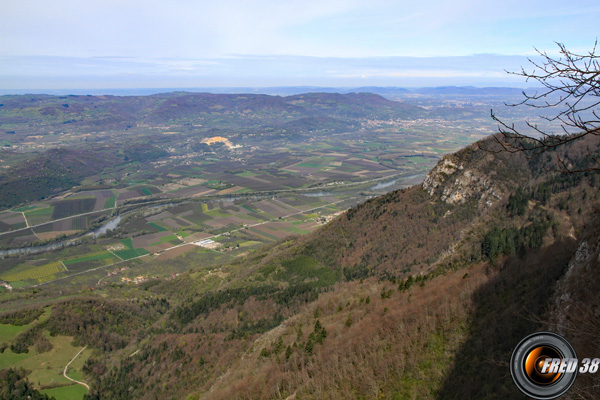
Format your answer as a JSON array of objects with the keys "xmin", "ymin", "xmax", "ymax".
[
  {"xmin": 92, "ymin": 216, "xmax": 122, "ymax": 238},
  {"xmin": 0, "ymin": 216, "xmax": 124, "ymax": 257}
]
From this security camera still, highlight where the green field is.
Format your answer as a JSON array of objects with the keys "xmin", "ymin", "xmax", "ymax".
[
  {"xmin": 42, "ymin": 384, "xmax": 88, "ymax": 400},
  {"xmin": 282, "ymin": 225, "xmax": 313, "ymax": 235},
  {"xmin": 148, "ymin": 222, "xmax": 167, "ymax": 232},
  {"xmin": 235, "ymin": 171, "xmax": 258, "ymax": 177},
  {"xmin": 0, "ymin": 261, "xmax": 66, "ymax": 283},
  {"xmin": 205, "ymin": 209, "xmax": 230, "ymax": 218},
  {"xmin": 149, "ymin": 234, "xmax": 179, "ymax": 246},
  {"xmin": 0, "ymin": 347, "xmax": 30, "ymax": 369},
  {"xmin": 104, "ymin": 196, "xmax": 116, "ymax": 208},
  {"xmin": 113, "ymin": 248, "xmax": 149, "ymax": 260},
  {"xmin": 67, "ymin": 195, "xmax": 95, "ymax": 200},
  {"xmin": 0, "ymin": 323, "xmax": 28, "ymax": 342},
  {"xmin": 121, "ymin": 238, "xmax": 134, "ymax": 249},
  {"xmin": 13, "ymin": 205, "xmax": 39, "ymax": 212},
  {"xmin": 112, "ymin": 238, "xmax": 150, "ymax": 259},
  {"xmin": 24, "ymin": 206, "xmax": 54, "ymax": 225},
  {"xmin": 239, "ymin": 240, "xmax": 263, "ymax": 248},
  {"xmin": 240, "ymin": 205, "xmax": 258, "ymax": 213},
  {"xmin": 295, "ymin": 161, "xmax": 324, "ymax": 168},
  {"xmin": 62, "ymin": 252, "xmax": 118, "ymax": 266},
  {"xmin": 248, "ymin": 227, "xmax": 279, "ymax": 241}
]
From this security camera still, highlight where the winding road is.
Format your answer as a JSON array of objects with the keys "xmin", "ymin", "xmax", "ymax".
[{"xmin": 63, "ymin": 345, "xmax": 90, "ymax": 391}]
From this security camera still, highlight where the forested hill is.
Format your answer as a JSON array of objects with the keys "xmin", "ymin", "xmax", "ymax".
[
  {"xmin": 0, "ymin": 91, "xmax": 422, "ymax": 135},
  {"xmin": 3, "ymin": 134, "xmax": 600, "ymax": 399}
]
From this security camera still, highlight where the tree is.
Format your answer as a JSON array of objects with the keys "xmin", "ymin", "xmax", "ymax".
[{"xmin": 486, "ymin": 41, "xmax": 600, "ymax": 172}]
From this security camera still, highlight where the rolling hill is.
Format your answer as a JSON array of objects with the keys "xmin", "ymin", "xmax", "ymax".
[{"xmin": 0, "ymin": 92, "xmax": 423, "ymax": 138}]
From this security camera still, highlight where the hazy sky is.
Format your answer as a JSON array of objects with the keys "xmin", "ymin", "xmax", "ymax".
[{"xmin": 1, "ymin": 0, "xmax": 598, "ymax": 90}]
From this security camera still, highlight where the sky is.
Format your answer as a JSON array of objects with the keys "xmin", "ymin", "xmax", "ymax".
[{"xmin": 0, "ymin": 0, "xmax": 598, "ymax": 91}]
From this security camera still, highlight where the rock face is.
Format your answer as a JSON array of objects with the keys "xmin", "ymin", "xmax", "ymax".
[
  {"xmin": 547, "ymin": 213, "xmax": 600, "ymax": 399},
  {"xmin": 549, "ymin": 214, "xmax": 600, "ymax": 332},
  {"xmin": 422, "ymin": 157, "xmax": 463, "ymax": 198},
  {"xmin": 422, "ymin": 146, "xmax": 503, "ymax": 208}
]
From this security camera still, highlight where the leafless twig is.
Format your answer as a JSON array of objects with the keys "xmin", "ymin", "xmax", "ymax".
[{"xmin": 483, "ymin": 41, "xmax": 600, "ymax": 172}]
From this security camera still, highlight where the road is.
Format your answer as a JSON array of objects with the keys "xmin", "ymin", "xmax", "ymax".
[
  {"xmin": 63, "ymin": 345, "xmax": 90, "ymax": 391},
  {"xmin": 30, "ymin": 196, "xmax": 354, "ymax": 288},
  {"xmin": 1, "ymin": 170, "xmax": 419, "ymax": 238},
  {"xmin": 10, "ymin": 170, "xmax": 425, "ymax": 288},
  {"xmin": 0, "ymin": 208, "xmax": 116, "ymax": 237}
]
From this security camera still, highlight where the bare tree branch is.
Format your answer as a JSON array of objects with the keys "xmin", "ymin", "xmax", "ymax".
[{"xmin": 484, "ymin": 41, "xmax": 600, "ymax": 172}]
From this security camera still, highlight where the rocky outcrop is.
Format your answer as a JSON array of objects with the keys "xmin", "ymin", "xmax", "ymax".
[
  {"xmin": 548, "ymin": 214, "xmax": 600, "ymax": 332},
  {"xmin": 422, "ymin": 147, "xmax": 503, "ymax": 208},
  {"xmin": 547, "ymin": 213, "xmax": 600, "ymax": 399}
]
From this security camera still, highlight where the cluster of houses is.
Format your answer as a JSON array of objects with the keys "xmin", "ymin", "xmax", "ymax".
[{"xmin": 121, "ymin": 275, "xmax": 149, "ymax": 284}]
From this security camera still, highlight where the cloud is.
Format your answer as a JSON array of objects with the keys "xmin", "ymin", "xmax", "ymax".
[
  {"xmin": 0, "ymin": 53, "xmax": 533, "ymax": 89},
  {"xmin": 0, "ymin": 0, "xmax": 596, "ymax": 90}
]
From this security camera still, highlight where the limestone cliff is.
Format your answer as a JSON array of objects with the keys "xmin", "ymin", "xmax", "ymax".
[{"xmin": 422, "ymin": 141, "xmax": 526, "ymax": 209}]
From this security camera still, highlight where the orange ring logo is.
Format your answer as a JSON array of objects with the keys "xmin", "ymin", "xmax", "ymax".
[{"xmin": 510, "ymin": 332, "xmax": 578, "ymax": 399}]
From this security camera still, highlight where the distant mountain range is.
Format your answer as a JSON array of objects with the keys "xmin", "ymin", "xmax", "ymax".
[{"xmin": 0, "ymin": 86, "xmax": 531, "ymax": 98}]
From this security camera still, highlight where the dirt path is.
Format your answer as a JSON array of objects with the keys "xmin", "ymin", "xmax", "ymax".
[{"xmin": 63, "ymin": 345, "xmax": 90, "ymax": 391}]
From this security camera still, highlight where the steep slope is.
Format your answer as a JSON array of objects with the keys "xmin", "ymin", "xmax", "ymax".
[
  {"xmin": 3, "ymin": 134, "xmax": 599, "ymax": 399},
  {"xmin": 546, "ymin": 210, "xmax": 600, "ymax": 399},
  {"xmin": 188, "ymin": 136, "xmax": 599, "ymax": 399},
  {"xmin": 282, "ymin": 139, "xmax": 532, "ymax": 278}
]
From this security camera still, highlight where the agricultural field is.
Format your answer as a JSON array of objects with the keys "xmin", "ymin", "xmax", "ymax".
[
  {"xmin": 0, "ymin": 146, "xmax": 423, "ymax": 287},
  {"xmin": 0, "ymin": 189, "xmax": 365, "ymax": 288},
  {"xmin": 24, "ymin": 206, "xmax": 54, "ymax": 226},
  {"xmin": 0, "ymin": 90, "xmax": 513, "ymax": 291},
  {"xmin": 0, "ymin": 261, "xmax": 66, "ymax": 285},
  {"xmin": 0, "ymin": 128, "xmax": 468, "ymax": 246},
  {"xmin": 0, "ymin": 210, "xmax": 27, "ymax": 232}
]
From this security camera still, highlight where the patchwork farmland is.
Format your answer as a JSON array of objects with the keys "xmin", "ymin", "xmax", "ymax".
[
  {"xmin": 0, "ymin": 117, "xmax": 491, "ymax": 289},
  {"xmin": 0, "ymin": 191, "xmax": 362, "ymax": 288}
]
